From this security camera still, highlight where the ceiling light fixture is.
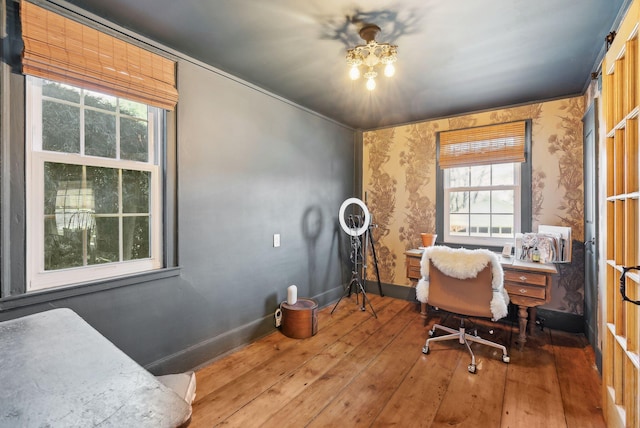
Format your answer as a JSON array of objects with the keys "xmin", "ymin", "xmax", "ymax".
[{"xmin": 346, "ymin": 24, "xmax": 397, "ymax": 91}]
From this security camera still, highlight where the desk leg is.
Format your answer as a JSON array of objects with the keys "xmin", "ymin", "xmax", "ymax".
[
  {"xmin": 420, "ymin": 302, "xmax": 428, "ymax": 325},
  {"xmin": 528, "ymin": 307, "xmax": 537, "ymax": 335},
  {"xmin": 517, "ymin": 305, "xmax": 528, "ymax": 349}
]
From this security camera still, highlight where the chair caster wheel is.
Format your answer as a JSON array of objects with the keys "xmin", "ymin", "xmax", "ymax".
[
  {"xmin": 502, "ymin": 355, "xmax": 510, "ymax": 363},
  {"xmin": 360, "ymin": 307, "xmax": 365, "ymax": 311},
  {"xmin": 422, "ymin": 346, "xmax": 429, "ymax": 354},
  {"xmin": 428, "ymin": 330, "xmax": 435, "ymax": 337},
  {"xmin": 468, "ymin": 364, "xmax": 476, "ymax": 374}
]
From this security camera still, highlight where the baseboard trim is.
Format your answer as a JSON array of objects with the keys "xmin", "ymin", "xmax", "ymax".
[
  {"xmin": 364, "ymin": 280, "xmax": 416, "ymax": 301},
  {"xmin": 144, "ymin": 285, "xmax": 345, "ymax": 374},
  {"xmin": 534, "ymin": 308, "xmax": 585, "ymax": 333},
  {"xmin": 365, "ymin": 280, "xmax": 585, "ymax": 334}
]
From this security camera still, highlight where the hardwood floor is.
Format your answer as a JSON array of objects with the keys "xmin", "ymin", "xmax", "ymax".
[{"xmin": 190, "ymin": 295, "xmax": 605, "ymax": 427}]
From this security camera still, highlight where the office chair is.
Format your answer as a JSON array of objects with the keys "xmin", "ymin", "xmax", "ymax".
[{"xmin": 416, "ymin": 246, "xmax": 510, "ymax": 374}]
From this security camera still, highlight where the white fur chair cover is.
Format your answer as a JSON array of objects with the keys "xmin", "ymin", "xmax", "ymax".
[{"xmin": 416, "ymin": 246, "xmax": 510, "ymax": 321}]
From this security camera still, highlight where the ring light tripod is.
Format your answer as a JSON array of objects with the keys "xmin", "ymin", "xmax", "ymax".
[{"xmin": 332, "ymin": 198, "xmax": 383, "ymax": 318}]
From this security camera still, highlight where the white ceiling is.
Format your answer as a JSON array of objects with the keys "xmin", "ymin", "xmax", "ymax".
[{"xmin": 63, "ymin": 0, "xmax": 627, "ymax": 129}]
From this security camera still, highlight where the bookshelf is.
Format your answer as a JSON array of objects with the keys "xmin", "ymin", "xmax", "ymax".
[{"xmin": 602, "ymin": 3, "xmax": 640, "ymax": 425}]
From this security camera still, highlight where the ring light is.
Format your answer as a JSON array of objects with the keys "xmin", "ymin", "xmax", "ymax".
[{"xmin": 339, "ymin": 198, "xmax": 370, "ymax": 236}]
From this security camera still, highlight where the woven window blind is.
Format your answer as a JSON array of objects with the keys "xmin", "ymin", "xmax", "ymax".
[
  {"xmin": 21, "ymin": 1, "xmax": 178, "ymax": 110},
  {"xmin": 439, "ymin": 121, "xmax": 526, "ymax": 169}
]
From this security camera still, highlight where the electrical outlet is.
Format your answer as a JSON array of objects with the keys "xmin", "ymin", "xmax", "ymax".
[{"xmin": 273, "ymin": 234, "xmax": 280, "ymax": 247}]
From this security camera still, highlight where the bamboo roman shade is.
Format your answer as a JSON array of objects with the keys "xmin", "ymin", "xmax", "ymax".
[
  {"xmin": 20, "ymin": 1, "xmax": 178, "ymax": 110},
  {"xmin": 439, "ymin": 121, "xmax": 526, "ymax": 169}
]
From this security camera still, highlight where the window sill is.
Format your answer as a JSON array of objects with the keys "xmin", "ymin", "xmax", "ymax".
[
  {"xmin": 442, "ymin": 242, "xmax": 503, "ymax": 253},
  {"xmin": 0, "ymin": 267, "xmax": 181, "ymax": 312}
]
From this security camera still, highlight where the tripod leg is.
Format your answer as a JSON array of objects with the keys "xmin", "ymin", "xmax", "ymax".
[
  {"xmin": 331, "ymin": 289, "xmax": 346, "ymax": 314},
  {"xmin": 331, "ymin": 274, "xmax": 358, "ymax": 314},
  {"xmin": 361, "ymin": 233, "xmax": 367, "ymax": 306},
  {"xmin": 368, "ymin": 227, "xmax": 384, "ymax": 296},
  {"xmin": 331, "ymin": 280, "xmax": 349, "ymax": 314},
  {"xmin": 356, "ymin": 277, "xmax": 377, "ymax": 318}
]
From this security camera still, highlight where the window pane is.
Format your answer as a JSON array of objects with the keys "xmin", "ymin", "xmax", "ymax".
[
  {"xmin": 448, "ymin": 167, "xmax": 469, "ymax": 187},
  {"xmin": 492, "ymin": 190, "xmax": 514, "ymax": 213},
  {"xmin": 492, "ymin": 163, "xmax": 515, "ymax": 185},
  {"xmin": 44, "ymin": 162, "xmax": 81, "ymax": 216},
  {"xmin": 44, "ymin": 225, "xmax": 85, "ymax": 270},
  {"xmin": 44, "ymin": 162, "xmax": 90, "ymax": 271},
  {"xmin": 470, "ymin": 191, "xmax": 491, "ymax": 213},
  {"xmin": 92, "ymin": 217, "xmax": 119, "ymax": 264},
  {"xmin": 469, "ymin": 165, "xmax": 490, "ymax": 186},
  {"xmin": 86, "ymin": 166, "xmax": 119, "ymax": 214},
  {"xmin": 42, "ymin": 101, "xmax": 80, "ymax": 153},
  {"xmin": 470, "ymin": 214, "xmax": 490, "ymax": 236},
  {"xmin": 492, "ymin": 215, "xmax": 514, "ymax": 237},
  {"xmin": 43, "ymin": 80, "xmax": 80, "ymax": 103},
  {"xmin": 123, "ymin": 216, "xmax": 149, "ymax": 260},
  {"xmin": 120, "ymin": 99, "xmax": 148, "ymax": 119},
  {"xmin": 122, "ymin": 170, "xmax": 150, "ymax": 213},
  {"xmin": 84, "ymin": 90, "xmax": 116, "ymax": 111},
  {"xmin": 449, "ymin": 191, "xmax": 469, "ymax": 213},
  {"xmin": 449, "ymin": 214, "xmax": 468, "ymax": 235},
  {"xmin": 120, "ymin": 117, "xmax": 149, "ymax": 162},
  {"xmin": 85, "ymin": 110, "xmax": 116, "ymax": 158}
]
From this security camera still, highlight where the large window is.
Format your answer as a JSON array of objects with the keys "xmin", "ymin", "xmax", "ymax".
[
  {"xmin": 15, "ymin": 1, "xmax": 178, "ymax": 294},
  {"xmin": 437, "ymin": 121, "xmax": 531, "ymax": 248},
  {"xmin": 444, "ymin": 163, "xmax": 521, "ymax": 246},
  {"xmin": 26, "ymin": 77, "xmax": 164, "ymax": 291}
]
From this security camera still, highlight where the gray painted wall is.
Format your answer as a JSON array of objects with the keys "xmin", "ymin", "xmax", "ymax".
[
  {"xmin": 0, "ymin": 46, "xmax": 357, "ymax": 373},
  {"xmin": 171, "ymin": 60, "xmax": 357, "ymax": 369}
]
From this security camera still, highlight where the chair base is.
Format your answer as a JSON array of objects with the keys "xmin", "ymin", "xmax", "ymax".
[{"xmin": 422, "ymin": 321, "xmax": 510, "ymax": 374}]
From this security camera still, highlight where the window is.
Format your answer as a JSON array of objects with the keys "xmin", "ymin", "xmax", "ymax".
[
  {"xmin": 437, "ymin": 121, "xmax": 531, "ymax": 248},
  {"xmin": 444, "ymin": 163, "xmax": 521, "ymax": 246},
  {"xmin": 26, "ymin": 77, "xmax": 164, "ymax": 291},
  {"xmin": 13, "ymin": 2, "xmax": 178, "ymax": 294}
]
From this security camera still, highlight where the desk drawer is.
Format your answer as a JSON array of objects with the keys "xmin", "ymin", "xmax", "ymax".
[
  {"xmin": 407, "ymin": 266, "xmax": 421, "ymax": 279},
  {"xmin": 505, "ymin": 283, "xmax": 546, "ymax": 300},
  {"xmin": 406, "ymin": 256, "xmax": 422, "ymax": 280},
  {"xmin": 407, "ymin": 257, "xmax": 421, "ymax": 268},
  {"xmin": 504, "ymin": 270, "xmax": 547, "ymax": 286}
]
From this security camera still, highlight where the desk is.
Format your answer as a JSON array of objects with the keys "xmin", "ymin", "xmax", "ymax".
[
  {"xmin": 405, "ymin": 249, "xmax": 557, "ymax": 348},
  {"xmin": 0, "ymin": 308, "xmax": 192, "ymax": 427}
]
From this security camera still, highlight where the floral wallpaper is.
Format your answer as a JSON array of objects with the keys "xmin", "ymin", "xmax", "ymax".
[{"xmin": 363, "ymin": 96, "xmax": 586, "ymax": 315}]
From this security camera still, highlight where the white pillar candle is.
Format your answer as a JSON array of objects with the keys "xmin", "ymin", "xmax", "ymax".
[{"xmin": 287, "ymin": 285, "xmax": 297, "ymax": 305}]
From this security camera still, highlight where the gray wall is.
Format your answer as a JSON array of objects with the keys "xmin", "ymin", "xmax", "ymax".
[
  {"xmin": 172, "ymin": 60, "xmax": 357, "ymax": 370},
  {"xmin": 0, "ymin": 49, "xmax": 357, "ymax": 373}
]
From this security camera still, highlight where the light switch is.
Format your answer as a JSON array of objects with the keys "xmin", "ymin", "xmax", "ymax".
[{"xmin": 273, "ymin": 234, "xmax": 280, "ymax": 247}]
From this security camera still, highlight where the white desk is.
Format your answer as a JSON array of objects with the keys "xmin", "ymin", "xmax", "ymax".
[{"xmin": 0, "ymin": 308, "xmax": 191, "ymax": 427}]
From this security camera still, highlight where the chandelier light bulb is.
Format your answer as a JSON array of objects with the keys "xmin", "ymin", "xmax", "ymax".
[
  {"xmin": 349, "ymin": 65, "xmax": 360, "ymax": 80},
  {"xmin": 384, "ymin": 63, "xmax": 395, "ymax": 77},
  {"xmin": 345, "ymin": 24, "xmax": 397, "ymax": 91},
  {"xmin": 366, "ymin": 77, "xmax": 376, "ymax": 91}
]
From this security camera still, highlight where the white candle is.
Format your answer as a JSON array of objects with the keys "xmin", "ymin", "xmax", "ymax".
[{"xmin": 287, "ymin": 285, "xmax": 297, "ymax": 305}]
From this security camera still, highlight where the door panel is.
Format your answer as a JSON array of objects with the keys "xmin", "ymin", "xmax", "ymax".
[{"xmin": 583, "ymin": 101, "xmax": 600, "ymax": 370}]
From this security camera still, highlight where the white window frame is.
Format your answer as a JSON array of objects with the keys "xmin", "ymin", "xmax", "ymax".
[
  {"xmin": 443, "ymin": 163, "xmax": 522, "ymax": 247},
  {"xmin": 25, "ymin": 76, "xmax": 163, "ymax": 291}
]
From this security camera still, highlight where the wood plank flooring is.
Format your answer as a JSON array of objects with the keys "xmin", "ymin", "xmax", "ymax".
[{"xmin": 190, "ymin": 295, "xmax": 605, "ymax": 427}]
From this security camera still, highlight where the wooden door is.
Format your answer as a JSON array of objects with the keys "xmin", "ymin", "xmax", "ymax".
[{"xmin": 601, "ymin": 2, "xmax": 640, "ymax": 426}]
